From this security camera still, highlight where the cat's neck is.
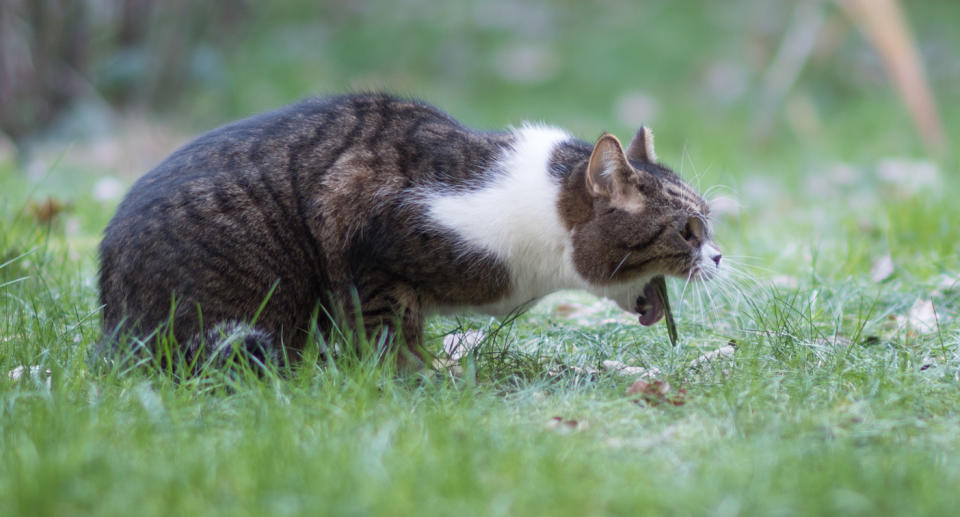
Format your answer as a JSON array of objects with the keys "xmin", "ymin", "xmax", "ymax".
[{"xmin": 424, "ymin": 125, "xmax": 591, "ymax": 313}]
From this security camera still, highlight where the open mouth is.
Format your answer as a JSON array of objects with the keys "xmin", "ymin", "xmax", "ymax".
[
  {"xmin": 635, "ymin": 279, "xmax": 665, "ymax": 326},
  {"xmin": 636, "ymin": 276, "xmax": 679, "ymax": 346}
]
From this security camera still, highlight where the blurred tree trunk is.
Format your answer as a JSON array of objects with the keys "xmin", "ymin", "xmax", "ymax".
[
  {"xmin": 0, "ymin": 0, "xmax": 248, "ymax": 153},
  {"xmin": 0, "ymin": 0, "xmax": 90, "ymax": 145},
  {"xmin": 113, "ymin": 0, "xmax": 154, "ymax": 106}
]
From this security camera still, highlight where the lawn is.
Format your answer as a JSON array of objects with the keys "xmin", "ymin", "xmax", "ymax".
[{"xmin": 2, "ymin": 1, "xmax": 959, "ymax": 515}]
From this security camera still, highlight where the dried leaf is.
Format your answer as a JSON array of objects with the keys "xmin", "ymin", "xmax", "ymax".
[
  {"xmin": 899, "ymin": 298, "xmax": 938, "ymax": 334},
  {"xmin": 546, "ymin": 364, "xmax": 600, "ymax": 379},
  {"xmin": 627, "ymin": 380, "xmax": 686, "ymax": 406},
  {"xmin": 25, "ymin": 197, "xmax": 71, "ymax": 224},
  {"xmin": 688, "ymin": 345, "xmax": 736, "ymax": 369},
  {"xmin": 546, "ymin": 416, "xmax": 587, "ymax": 433},
  {"xmin": 601, "ymin": 360, "xmax": 661, "ymax": 379},
  {"xmin": 627, "ymin": 379, "xmax": 668, "ymax": 396},
  {"xmin": 552, "ymin": 303, "xmax": 579, "ymax": 318},
  {"xmin": 441, "ymin": 330, "xmax": 485, "ymax": 360},
  {"xmin": 870, "ymin": 254, "xmax": 894, "ymax": 283},
  {"xmin": 8, "ymin": 365, "xmax": 52, "ymax": 388}
]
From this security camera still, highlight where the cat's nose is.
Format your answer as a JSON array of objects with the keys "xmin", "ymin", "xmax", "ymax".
[{"xmin": 711, "ymin": 253, "xmax": 722, "ymax": 267}]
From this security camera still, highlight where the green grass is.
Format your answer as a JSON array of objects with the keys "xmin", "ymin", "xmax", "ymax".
[{"xmin": 3, "ymin": 1, "xmax": 960, "ymax": 515}]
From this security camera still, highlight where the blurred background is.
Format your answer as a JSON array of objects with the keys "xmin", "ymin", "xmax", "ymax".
[
  {"xmin": 2, "ymin": 0, "xmax": 956, "ymax": 162},
  {"xmin": 0, "ymin": 0, "xmax": 957, "ymax": 274}
]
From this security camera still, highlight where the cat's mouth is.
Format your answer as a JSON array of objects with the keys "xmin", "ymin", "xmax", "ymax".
[{"xmin": 634, "ymin": 280, "xmax": 665, "ymax": 326}]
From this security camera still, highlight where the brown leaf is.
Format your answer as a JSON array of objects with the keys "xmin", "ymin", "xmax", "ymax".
[
  {"xmin": 552, "ymin": 302, "xmax": 580, "ymax": 318},
  {"xmin": 25, "ymin": 197, "xmax": 72, "ymax": 224},
  {"xmin": 669, "ymin": 390, "xmax": 687, "ymax": 406},
  {"xmin": 546, "ymin": 416, "xmax": 587, "ymax": 433},
  {"xmin": 627, "ymin": 380, "xmax": 686, "ymax": 406},
  {"xmin": 627, "ymin": 379, "xmax": 667, "ymax": 396}
]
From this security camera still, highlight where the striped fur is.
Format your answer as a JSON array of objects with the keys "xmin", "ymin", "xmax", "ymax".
[{"xmin": 97, "ymin": 93, "xmax": 718, "ymax": 368}]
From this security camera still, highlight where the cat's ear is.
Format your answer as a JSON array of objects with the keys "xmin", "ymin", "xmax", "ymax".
[
  {"xmin": 585, "ymin": 133, "xmax": 633, "ymax": 198},
  {"xmin": 625, "ymin": 126, "xmax": 657, "ymax": 163}
]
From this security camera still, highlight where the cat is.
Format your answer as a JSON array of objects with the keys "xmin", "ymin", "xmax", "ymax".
[{"xmin": 96, "ymin": 93, "xmax": 721, "ymax": 370}]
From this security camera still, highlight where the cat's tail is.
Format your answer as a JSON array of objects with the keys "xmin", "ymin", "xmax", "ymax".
[{"xmin": 90, "ymin": 320, "xmax": 280, "ymax": 375}]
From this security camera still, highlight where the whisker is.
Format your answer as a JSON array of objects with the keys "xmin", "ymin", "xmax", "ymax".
[
  {"xmin": 723, "ymin": 274, "xmax": 754, "ymax": 304},
  {"xmin": 721, "ymin": 254, "xmax": 768, "ymax": 262},
  {"xmin": 609, "ymin": 252, "xmax": 631, "ymax": 279},
  {"xmin": 703, "ymin": 184, "xmax": 738, "ymax": 201},
  {"xmin": 722, "ymin": 256, "xmax": 773, "ymax": 267},
  {"xmin": 694, "ymin": 282, "xmax": 706, "ymax": 323},
  {"xmin": 680, "ymin": 147, "xmax": 712, "ymax": 191},
  {"xmin": 714, "ymin": 278, "xmax": 747, "ymax": 312},
  {"xmin": 703, "ymin": 285, "xmax": 721, "ymax": 322},
  {"xmin": 679, "ymin": 142, "xmax": 689, "ymax": 179},
  {"xmin": 717, "ymin": 263, "xmax": 756, "ymax": 283},
  {"xmin": 678, "ymin": 268, "xmax": 695, "ymax": 309},
  {"xmin": 684, "ymin": 264, "xmax": 751, "ymax": 335},
  {"xmin": 721, "ymin": 259, "xmax": 779, "ymax": 277}
]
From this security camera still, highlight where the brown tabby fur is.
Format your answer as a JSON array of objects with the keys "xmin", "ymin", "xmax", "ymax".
[{"xmin": 97, "ymin": 93, "xmax": 714, "ymax": 369}]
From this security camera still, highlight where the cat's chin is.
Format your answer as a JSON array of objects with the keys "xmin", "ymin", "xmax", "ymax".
[{"xmin": 635, "ymin": 280, "xmax": 664, "ymax": 326}]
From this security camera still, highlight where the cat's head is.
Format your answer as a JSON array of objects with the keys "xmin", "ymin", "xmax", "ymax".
[{"xmin": 565, "ymin": 127, "xmax": 720, "ymax": 300}]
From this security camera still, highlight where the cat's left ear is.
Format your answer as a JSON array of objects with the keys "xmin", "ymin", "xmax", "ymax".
[
  {"xmin": 625, "ymin": 126, "xmax": 657, "ymax": 163},
  {"xmin": 585, "ymin": 133, "xmax": 633, "ymax": 199}
]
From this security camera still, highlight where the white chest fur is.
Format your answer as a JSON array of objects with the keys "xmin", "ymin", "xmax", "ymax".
[{"xmin": 423, "ymin": 125, "xmax": 591, "ymax": 316}]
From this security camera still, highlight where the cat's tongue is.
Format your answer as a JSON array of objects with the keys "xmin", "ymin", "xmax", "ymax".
[{"xmin": 636, "ymin": 281, "xmax": 665, "ymax": 326}]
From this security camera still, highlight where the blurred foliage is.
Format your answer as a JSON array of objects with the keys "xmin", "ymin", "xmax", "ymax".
[
  {"xmin": 1, "ymin": 0, "xmax": 957, "ymax": 170},
  {"xmin": 0, "ymin": 0, "xmax": 89, "ymax": 142},
  {"xmin": 0, "ymin": 0, "xmax": 245, "ymax": 145},
  {"xmin": 1, "ymin": 7, "xmax": 959, "ymax": 513}
]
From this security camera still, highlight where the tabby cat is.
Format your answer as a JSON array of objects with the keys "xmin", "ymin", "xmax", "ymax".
[{"xmin": 97, "ymin": 93, "xmax": 720, "ymax": 368}]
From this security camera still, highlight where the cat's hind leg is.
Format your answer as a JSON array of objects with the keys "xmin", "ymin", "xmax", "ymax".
[{"xmin": 352, "ymin": 282, "xmax": 426, "ymax": 372}]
